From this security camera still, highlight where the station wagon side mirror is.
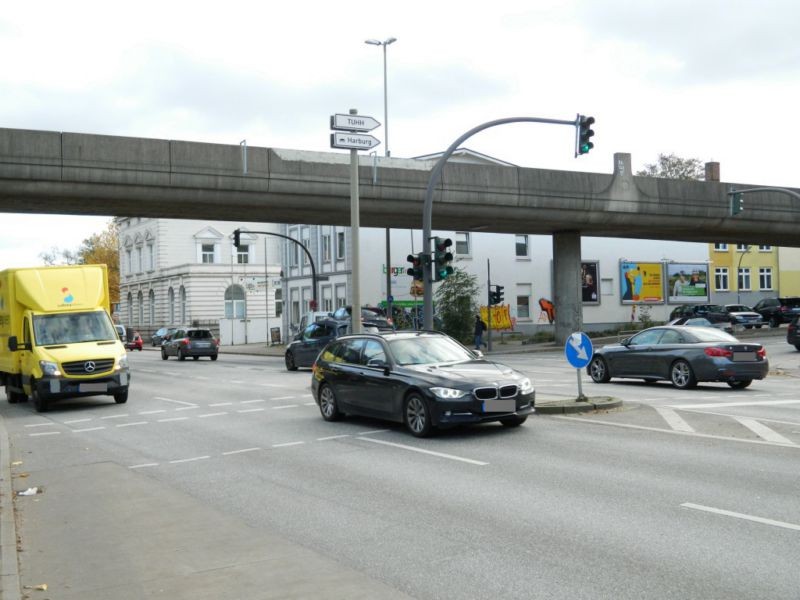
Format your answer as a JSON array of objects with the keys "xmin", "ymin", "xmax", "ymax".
[{"xmin": 367, "ymin": 358, "xmax": 390, "ymax": 375}]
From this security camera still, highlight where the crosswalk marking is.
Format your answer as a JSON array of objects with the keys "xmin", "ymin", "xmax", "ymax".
[
  {"xmin": 655, "ymin": 407, "xmax": 694, "ymax": 432},
  {"xmin": 733, "ymin": 417, "xmax": 794, "ymax": 445},
  {"xmin": 669, "ymin": 399, "xmax": 800, "ymax": 410}
]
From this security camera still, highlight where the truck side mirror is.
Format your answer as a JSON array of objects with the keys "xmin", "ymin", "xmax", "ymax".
[{"xmin": 8, "ymin": 336, "xmax": 18, "ymax": 351}]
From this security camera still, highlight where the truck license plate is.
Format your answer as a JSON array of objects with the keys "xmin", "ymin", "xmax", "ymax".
[{"xmin": 79, "ymin": 383, "xmax": 107, "ymax": 393}]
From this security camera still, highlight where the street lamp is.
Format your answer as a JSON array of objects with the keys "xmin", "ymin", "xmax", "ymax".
[{"xmin": 365, "ymin": 36, "xmax": 397, "ymax": 324}]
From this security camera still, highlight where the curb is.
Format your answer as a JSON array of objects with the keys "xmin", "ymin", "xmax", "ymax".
[
  {"xmin": 0, "ymin": 416, "xmax": 21, "ymax": 600},
  {"xmin": 536, "ymin": 396, "xmax": 622, "ymax": 414}
]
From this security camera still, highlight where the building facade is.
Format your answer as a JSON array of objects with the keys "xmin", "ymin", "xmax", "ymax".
[{"xmin": 707, "ymin": 243, "xmax": 780, "ymax": 305}]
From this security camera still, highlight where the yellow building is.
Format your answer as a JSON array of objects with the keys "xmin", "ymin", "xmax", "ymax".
[
  {"xmin": 708, "ymin": 243, "xmax": 780, "ymax": 306},
  {"xmin": 777, "ymin": 247, "xmax": 800, "ymax": 295}
]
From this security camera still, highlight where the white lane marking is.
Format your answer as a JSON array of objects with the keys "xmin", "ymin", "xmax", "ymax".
[
  {"xmin": 73, "ymin": 427, "xmax": 106, "ymax": 433},
  {"xmin": 237, "ymin": 408, "xmax": 265, "ymax": 413},
  {"xmin": 304, "ymin": 402, "xmax": 317, "ymax": 406},
  {"xmin": 139, "ymin": 410, "xmax": 166, "ymax": 415},
  {"xmin": 29, "ymin": 431, "xmax": 60, "ymax": 437},
  {"xmin": 169, "ymin": 455, "xmax": 210, "ymax": 464},
  {"xmin": 272, "ymin": 441, "xmax": 305, "ymax": 448},
  {"xmin": 194, "ymin": 376, "xmax": 210, "ymax": 380},
  {"xmin": 63, "ymin": 418, "xmax": 92, "ymax": 424},
  {"xmin": 129, "ymin": 463, "xmax": 159, "ymax": 469},
  {"xmin": 359, "ymin": 429, "xmax": 391, "ymax": 435},
  {"xmin": 260, "ymin": 383, "xmax": 286, "ymax": 387},
  {"xmin": 655, "ymin": 408, "xmax": 695, "ymax": 432},
  {"xmin": 209, "ymin": 402, "xmax": 232, "ymax": 407},
  {"xmin": 176, "ymin": 406, "xmax": 200, "ymax": 411},
  {"xmin": 554, "ymin": 416, "xmax": 800, "ymax": 449},
  {"xmin": 222, "ymin": 447, "xmax": 261, "ymax": 456},
  {"xmin": 229, "ymin": 380, "xmax": 245, "ymax": 384},
  {"xmin": 733, "ymin": 417, "xmax": 794, "ymax": 445},
  {"xmin": 273, "ymin": 405, "xmax": 298, "ymax": 410},
  {"xmin": 272, "ymin": 396, "xmax": 295, "ymax": 401},
  {"xmin": 117, "ymin": 421, "xmax": 148, "ymax": 428},
  {"xmin": 24, "ymin": 423, "xmax": 56, "ymax": 428},
  {"xmin": 198, "ymin": 412, "xmax": 228, "ymax": 418},
  {"xmin": 359, "ymin": 437, "xmax": 489, "ymax": 466},
  {"xmin": 317, "ymin": 434, "xmax": 351, "ymax": 441},
  {"xmin": 681, "ymin": 503, "xmax": 800, "ymax": 532},
  {"xmin": 101, "ymin": 414, "xmax": 130, "ymax": 420},
  {"xmin": 241, "ymin": 399, "xmax": 266, "ymax": 404},
  {"xmin": 669, "ymin": 399, "xmax": 800, "ymax": 410},
  {"xmin": 301, "ymin": 394, "xmax": 313, "ymax": 398},
  {"xmin": 158, "ymin": 417, "xmax": 189, "ymax": 423},
  {"xmin": 155, "ymin": 396, "xmax": 197, "ymax": 407}
]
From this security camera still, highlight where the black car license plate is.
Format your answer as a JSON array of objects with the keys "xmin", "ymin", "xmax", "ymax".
[
  {"xmin": 733, "ymin": 351, "xmax": 756, "ymax": 361},
  {"xmin": 483, "ymin": 399, "xmax": 515, "ymax": 413}
]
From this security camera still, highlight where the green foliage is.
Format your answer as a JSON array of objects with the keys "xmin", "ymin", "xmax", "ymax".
[
  {"xmin": 433, "ymin": 267, "xmax": 480, "ymax": 343},
  {"xmin": 636, "ymin": 153, "xmax": 705, "ymax": 181}
]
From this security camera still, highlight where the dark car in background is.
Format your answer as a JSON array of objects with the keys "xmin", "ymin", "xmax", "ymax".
[
  {"xmin": 787, "ymin": 315, "xmax": 800, "ymax": 351},
  {"xmin": 285, "ymin": 319, "xmax": 348, "ymax": 371},
  {"xmin": 161, "ymin": 327, "xmax": 219, "ymax": 361},
  {"xmin": 311, "ymin": 330, "xmax": 534, "ymax": 437},
  {"xmin": 331, "ymin": 306, "xmax": 394, "ymax": 331},
  {"xmin": 587, "ymin": 325, "xmax": 768, "ymax": 390},
  {"xmin": 752, "ymin": 297, "xmax": 800, "ymax": 327},
  {"xmin": 668, "ymin": 304, "xmax": 733, "ymax": 327},
  {"xmin": 723, "ymin": 304, "xmax": 764, "ymax": 329},
  {"xmin": 151, "ymin": 326, "xmax": 179, "ymax": 346}
]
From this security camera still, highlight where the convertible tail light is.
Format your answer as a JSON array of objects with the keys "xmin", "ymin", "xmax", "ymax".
[
  {"xmin": 756, "ymin": 347, "xmax": 767, "ymax": 358},
  {"xmin": 704, "ymin": 347, "xmax": 733, "ymax": 358}
]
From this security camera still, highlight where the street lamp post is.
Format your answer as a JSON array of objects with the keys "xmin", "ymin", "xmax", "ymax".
[{"xmin": 365, "ymin": 37, "xmax": 396, "ymax": 325}]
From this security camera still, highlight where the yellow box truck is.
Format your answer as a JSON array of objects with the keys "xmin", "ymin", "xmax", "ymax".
[{"xmin": 0, "ymin": 264, "xmax": 130, "ymax": 412}]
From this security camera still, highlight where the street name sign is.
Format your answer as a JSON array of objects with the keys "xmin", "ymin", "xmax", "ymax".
[
  {"xmin": 330, "ymin": 132, "xmax": 381, "ymax": 151},
  {"xmin": 330, "ymin": 113, "xmax": 381, "ymax": 132}
]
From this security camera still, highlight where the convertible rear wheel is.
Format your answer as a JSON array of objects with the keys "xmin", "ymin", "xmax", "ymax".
[
  {"xmin": 727, "ymin": 379, "xmax": 752, "ymax": 389},
  {"xmin": 405, "ymin": 393, "xmax": 432, "ymax": 437},
  {"xmin": 670, "ymin": 360, "xmax": 697, "ymax": 389},
  {"xmin": 588, "ymin": 356, "xmax": 611, "ymax": 383}
]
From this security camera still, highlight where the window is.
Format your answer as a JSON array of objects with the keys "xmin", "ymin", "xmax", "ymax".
[
  {"xmin": 738, "ymin": 268, "xmax": 751, "ymax": 291},
  {"xmin": 180, "ymin": 286, "xmax": 186, "ymax": 324},
  {"xmin": 715, "ymin": 268, "xmax": 729, "ymax": 291},
  {"xmin": 127, "ymin": 292, "xmax": 133, "ymax": 323},
  {"xmin": 515, "ymin": 235, "xmax": 529, "ymax": 258},
  {"xmin": 137, "ymin": 291, "xmax": 144, "ymax": 324},
  {"xmin": 322, "ymin": 286, "xmax": 333, "ymax": 312},
  {"xmin": 713, "ymin": 243, "xmax": 728, "ymax": 251},
  {"xmin": 148, "ymin": 289, "xmax": 155, "ymax": 324},
  {"xmin": 291, "ymin": 289, "xmax": 300, "ymax": 327},
  {"xmin": 274, "ymin": 288, "xmax": 283, "ymax": 318},
  {"xmin": 301, "ymin": 287, "xmax": 311, "ymax": 315},
  {"xmin": 201, "ymin": 244, "xmax": 215, "ymax": 263},
  {"xmin": 335, "ymin": 284, "xmax": 346, "ymax": 308},
  {"xmin": 168, "ymin": 287, "xmax": 175, "ymax": 324},
  {"xmin": 301, "ymin": 229, "xmax": 310, "ymax": 265},
  {"xmin": 136, "ymin": 247, "xmax": 143, "ymax": 272},
  {"xmin": 147, "ymin": 244, "xmax": 154, "ymax": 271},
  {"xmin": 225, "ymin": 285, "xmax": 246, "ymax": 318},
  {"xmin": 336, "ymin": 231, "xmax": 346, "ymax": 261},
  {"xmin": 236, "ymin": 244, "xmax": 250, "ymax": 264},
  {"xmin": 455, "ymin": 232, "xmax": 470, "ymax": 255},
  {"xmin": 759, "ymin": 267, "xmax": 773, "ymax": 290},
  {"xmin": 125, "ymin": 250, "xmax": 132, "ymax": 275},
  {"xmin": 516, "ymin": 284, "xmax": 532, "ymax": 319},
  {"xmin": 736, "ymin": 244, "xmax": 748, "ymax": 252},
  {"xmin": 758, "ymin": 245, "xmax": 772, "ymax": 252},
  {"xmin": 322, "ymin": 233, "xmax": 332, "ymax": 263},
  {"xmin": 361, "ymin": 340, "xmax": 387, "ymax": 366}
]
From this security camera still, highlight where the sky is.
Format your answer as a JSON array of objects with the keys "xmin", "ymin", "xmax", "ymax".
[{"xmin": 1, "ymin": 0, "xmax": 798, "ymax": 267}]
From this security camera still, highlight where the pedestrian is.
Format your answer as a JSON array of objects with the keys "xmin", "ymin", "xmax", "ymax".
[{"xmin": 474, "ymin": 315, "xmax": 487, "ymax": 350}]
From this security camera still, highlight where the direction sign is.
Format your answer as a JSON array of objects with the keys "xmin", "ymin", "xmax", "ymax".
[
  {"xmin": 330, "ymin": 132, "xmax": 381, "ymax": 151},
  {"xmin": 330, "ymin": 113, "xmax": 381, "ymax": 132},
  {"xmin": 564, "ymin": 331, "xmax": 593, "ymax": 369}
]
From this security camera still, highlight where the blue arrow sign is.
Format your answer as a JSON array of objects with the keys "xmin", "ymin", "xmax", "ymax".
[{"xmin": 564, "ymin": 331, "xmax": 593, "ymax": 369}]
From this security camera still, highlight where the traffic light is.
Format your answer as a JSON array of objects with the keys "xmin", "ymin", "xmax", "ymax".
[
  {"xmin": 233, "ymin": 229, "xmax": 241, "ymax": 248},
  {"xmin": 406, "ymin": 253, "xmax": 423, "ymax": 280},
  {"xmin": 730, "ymin": 191, "xmax": 744, "ymax": 215},
  {"xmin": 489, "ymin": 285, "xmax": 505, "ymax": 305},
  {"xmin": 433, "ymin": 237, "xmax": 454, "ymax": 281},
  {"xmin": 576, "ymin": 115, "xmax": 595, "ymax": 156}
]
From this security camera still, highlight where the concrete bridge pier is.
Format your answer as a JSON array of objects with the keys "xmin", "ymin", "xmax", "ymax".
[{"xmin": 553, "ymin": 231, "xmax": 583, "ymax": 345}]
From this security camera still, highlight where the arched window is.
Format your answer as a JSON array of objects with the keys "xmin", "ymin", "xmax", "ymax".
[
  {"xmin": 148, "ymin": 289, "xmax": 155, "ymax": 324},
  {"xmin": 137, "ymin": 291, "xmax": 144, "ymax": 324},
  {"xmin": 180, "ymin": 286, "xmax": 187, "ymax": 324},
  {"xmin": 168, "ymin": 287, "xmax": 175, "ymax": 324},
  {"xmin": 225, "ymin": 285, "xmax": 246, "ymax": 319},
  {"xmin": 127, "ymin": 292, "xmax": 133, "ymax": 324}
]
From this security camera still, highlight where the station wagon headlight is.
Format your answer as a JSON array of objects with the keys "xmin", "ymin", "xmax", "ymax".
[
  {"xmin": 431, "ymin": 387, "xmax": 468, "ymax": 400},
  {"xmin": 117, "ymin": 354, "xmax": 129, "ymax": 370},
  {"xmin": 39, "ymin": 360, "xmax": 61, "ymax": 377},
  {"xmin": 519, "ymin": 378, "xmax": 534, "ymax": 395}
]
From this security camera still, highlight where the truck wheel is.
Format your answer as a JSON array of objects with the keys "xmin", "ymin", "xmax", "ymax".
[
  {"xmin": 114, "ymin": 391, "xmax": 128, "ymax": 404},
  {"xmin": 31, "ymin": 383, "xmax": 49, "ymax": 413},
  {"xmin": 6, "ymin": 386, "xmax": 25, "ymax": 404}
]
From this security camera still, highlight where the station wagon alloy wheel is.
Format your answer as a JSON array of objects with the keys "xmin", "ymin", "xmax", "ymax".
[
  {"xmin": 405, "ymin": 394, "xmax": 431, "ymax": 437},
  {"xmin": 318, "ymin": 385, "xmax": 341, "ymax": 421}
]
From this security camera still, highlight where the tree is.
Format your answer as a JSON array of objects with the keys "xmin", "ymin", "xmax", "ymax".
[
  {"xmin": 433, "ymin": 267, "xmax": 480, "ymax": 343},
  {"xmin": 39, "ymin": 220, "xmax": 120, "ymax": 304},
  {"xmin": 636, "ymin": 153, "xmax": 705, "ymax": 180}
]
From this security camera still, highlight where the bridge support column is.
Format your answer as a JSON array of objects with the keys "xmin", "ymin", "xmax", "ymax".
[{"xmin": 552, "ymin": 231, "xmax": 582, "ymax": 345}]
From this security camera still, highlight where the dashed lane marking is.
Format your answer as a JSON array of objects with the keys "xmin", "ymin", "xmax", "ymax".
[
  {"xmin": 24, "ymin": 423, "xmax": 55, "ymax": 428},
  {"xmin": 272, "ymin": 441, "xmax": 305, "ymax": 448},
  {"xmin": 209, "ymin": 402, "xmax": 233, "ymax": 407},
  {"xmin": 138, "ymin": 410, "xmax": 166, "ymax": 415},
  {"xmin": 273, "ymin": 405, "xmax": 299, "ymax": 410},
  {"xmin": 101, "ymin": 414, "xmax": 130, "ymax": 420},
  {"xmin": 155, "ymin": 396, "xmax": 197, "ymax": 407},
  {"xmin": 29, "ymin": 431, "xmax": 59, "ymax": 437},
  {"xmin": 681, "ymin": 503, "xmax": 800, "ymax": 532},
  {"xmin": 359, "ymin": 437, "xmax": 489, "ymax": 466},
  {"xmin": 157, "ymin": 417, "xmax": 189, "ymax": 423},
  {"xmin": 169, "ymin": 455, "xmax": 210, "ymax": 464},
  {"xmin": 198, "ymin": 412, "xmax": 228, "ymax": 418},
  {"xmin": 237, "ymin": 408, "xmax": 265, "ymax": 413},
  {"xmin": 669, "ymin": 399, "xmax": 800, "ymax": 410},
  {"xmin": 74, "ymin": 426, "xmax": 105, "ymax": 433},
  {"xmin": 63, "ymin": 419, "xmax": 92, "ymax": 425},
  {"xmin": 117, "ymin": 421, "xmax": 148, "ymax": 428},
  {"xmin": 222, "ymin": 447, "xmax": 261, "ymax": 456}
]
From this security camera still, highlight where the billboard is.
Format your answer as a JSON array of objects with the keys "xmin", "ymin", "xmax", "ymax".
[
  {"xmin": 667, "ymin": 263, "xmax": 709, "ymax": 303},
  {"xmin": 581, "ymin": 261, "xmax": 600, "ymax": 304},
  {"xmin": 620, "ymin": 261, "xmax": 664, "ymax": 304}
]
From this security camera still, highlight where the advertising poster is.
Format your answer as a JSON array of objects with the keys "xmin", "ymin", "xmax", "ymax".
[
  {"xmin": 620, "ymin": 261, "xmax": 664, "ymax": 304},
  {"xmin": 581, "ymin": 261, "xmax": 600, "ymax": 304},
  {"xmin": 667, "ymin": 263, "xmax": 709, "ymax": 303}
]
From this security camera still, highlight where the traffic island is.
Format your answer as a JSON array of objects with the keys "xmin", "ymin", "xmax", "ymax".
[{"xmin": 535, "ymin": 396, "xmax": 622, "ymax": 414}]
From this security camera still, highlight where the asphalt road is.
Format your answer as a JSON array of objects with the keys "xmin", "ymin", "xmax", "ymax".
[{"xmin": 2, "ymin": 336, "xmax": 799, "ymax": 599}]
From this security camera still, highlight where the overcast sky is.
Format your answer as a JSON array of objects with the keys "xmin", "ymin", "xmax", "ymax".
[{"xmin": 2, "ymin": 0, "xmax": 798, "ymax": 267}]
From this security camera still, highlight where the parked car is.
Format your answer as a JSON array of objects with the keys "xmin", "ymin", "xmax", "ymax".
[
  {"xmin": 285, "ymin": 319, "xmax": 348, "ymax": 371},
  {"xmin": 587, "ymin": 325, "xmax": 768, "ymax": 390},
  {"xmin": 114, "ymin": 324, "xmax": 127, "ymax": 343},
  {"xmin": 668, "ymin": 304, "xmax": 733, "ymax": 327},
  {"xmin": 723, "ymin": 304, "xmax": 764, "ymax": 329},
  {"xmin": 330, "ymin": 305, "xmax": 394, "ymax": 331},
  {"xmin": 752, "ymin": 297, "xmax": 800, "ymax": 328},
  {"xmin": 151, "ymin": 326, "xmax": 179, "ymax": 346},
  {"xmin": 667, "ymin": 317, "xmax": 719, "ymax": 329},
  {"xmin": 311, "ymin": 330, "xmax": 534, "ymax": 437},
  {"xmin": 161, "ymin": 327, "xmax": 219, "ymax": 361},
  {"xmin": 125, "ymin": 331, "xmax": 143, "ymax": 351},
  {"xmin": 297, "ymin": 311, "xmax": 333, "ymax": 332},
  {"xmin": 787, "ymin": 315, "xmax": 800, "ymax": 351}
]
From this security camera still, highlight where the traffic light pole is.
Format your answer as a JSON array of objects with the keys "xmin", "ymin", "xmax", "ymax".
[
  {"xmin": 421, "ymin": 115, "xmax": 583, "ymax": 330},
  {"xmin": 486, "ymin": 259, "xmax": 492, "ymax": 352}
]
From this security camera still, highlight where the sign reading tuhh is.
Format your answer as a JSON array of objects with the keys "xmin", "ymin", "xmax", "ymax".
[
  {"xmin": 330, "ymin": 113, "xmax": 381, "ymax": 132},
  {"xmin": 330, "ymin": 132, "xmax": 381, "ymax": 150}
]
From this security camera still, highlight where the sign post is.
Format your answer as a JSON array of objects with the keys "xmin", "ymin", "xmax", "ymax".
[{"xmin": 564, "ymin": 331, "xmax": 593, "ymax": 401}]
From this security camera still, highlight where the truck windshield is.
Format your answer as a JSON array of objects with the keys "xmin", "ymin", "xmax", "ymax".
[{"xmin": 33, "ymin": 312, "xmax": 117, "ymax": 346}]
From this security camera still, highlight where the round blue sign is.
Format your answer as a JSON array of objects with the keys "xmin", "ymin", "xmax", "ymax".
[{"xmin": 564, "ymin": 332, "xmax": 593, "ymax": 369}]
